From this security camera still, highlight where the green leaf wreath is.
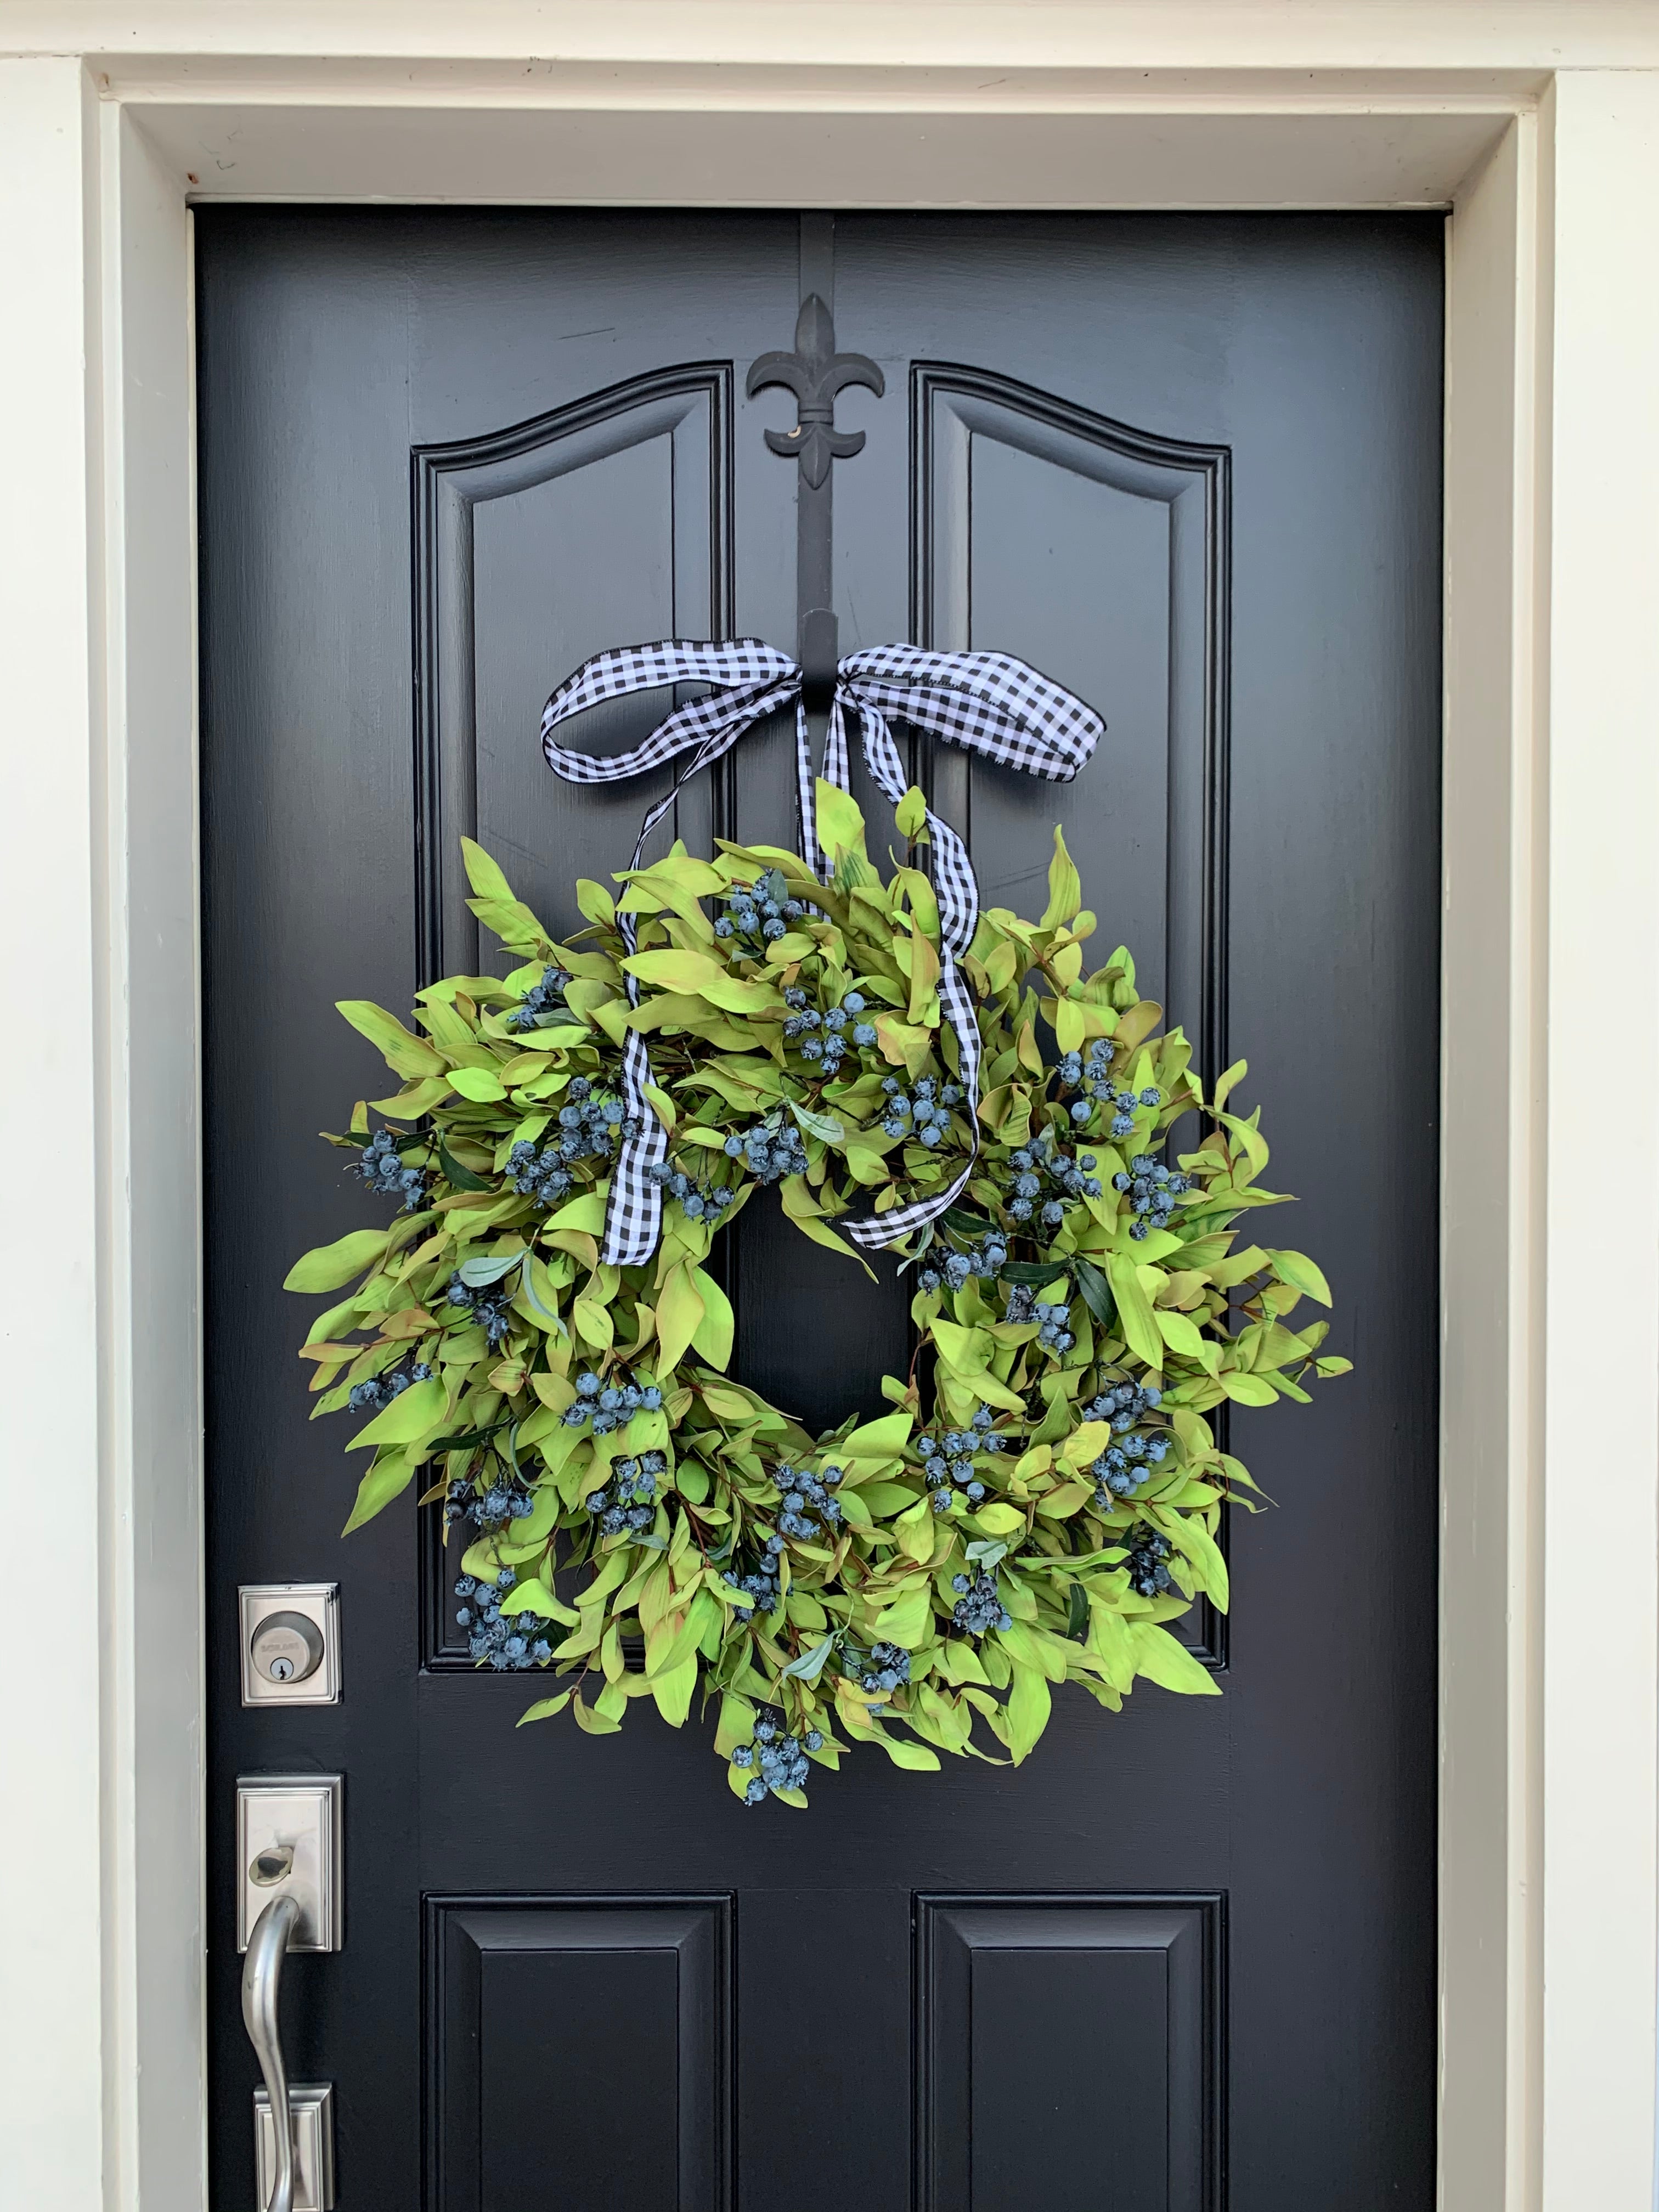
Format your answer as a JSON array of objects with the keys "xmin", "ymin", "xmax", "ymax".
[{"xmin": 287, "ymin": 780, "xmax": 1349, "ymax": 1805}]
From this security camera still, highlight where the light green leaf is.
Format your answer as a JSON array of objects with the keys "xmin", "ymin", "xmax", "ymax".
[
  {"xmin": 814, "ymin": 777, "xmax": 868, "ymax": 863},
  {"xmin": 1268, "ymin": 1249, "xmax": 1333, "ymax": 1306},
  {"xmin": 284, "ymin": 1228, "xmax": 391, "ymax": 1294},
  {"xmin": 649, "ymin": 1655, "xmax": 699, "ymax": 1727},
  {"xmin": 876, "ymin": 1737, "xmax": 942, "ymax": 1772},
  {"xmin": 788, "ymin": 1099, "xmax": 846, "ymax": 1144},
  {"xmin": 1106, "ymin": 1254, "xmax": 1163, "ymax": 1370},
  {"xmin": 1003, "ymin": 1661, "xmax": 1053, "ymax": 1761},
  {"xmin": 1219, "ymin": 1370, "xmax": 1277, "ymax": 1406},
  {"xmin": 336, "ymin": 999, "xmax": 445, "ymax": 1077},
  {"xmin": 656, "ymin": 1262, "xmax": 707, "ymax": 1374},
  {"xmin": 1039, "ymin": 825, "xmax": 1082, "ymax": 929},
  {"xmin": 340, "ymin": 1452, "xmax": 416, "ymax": 1533},
  {"xmin": 689, "ymin": 1264, "xmax": 734, "ymax": 1369},
  {"xmin": 448, "ymin": 1065, "xmax": 507, "ymax": 1102},
  {"xmin": 1130, "ymin": 1621, "xmax": 1222, "ymax": 1696},
  {"xmin": 781, "ymin": 1637, "xmax": 835, "ymax": 1683},
  {"xmin": 516, "ymin": 1691, "xmax": 574, "ymax": 1726},
  {"xmin": 346, "ymin": 1375, "xmax": 447, "ymax": 1451}
]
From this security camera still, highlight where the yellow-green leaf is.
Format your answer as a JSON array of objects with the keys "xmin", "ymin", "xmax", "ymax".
[
  {"xmin": 814, "ymin": 776, "xmax": 868, "ymax": 863},
  {"xmin": 449, "ymin": 1065, "xmax": 507, "ymax": 1102},
  {"xmin": 341, "ymin": 1452, "xmax": 416, "ymax": 1533},
  {"xmin": 1106, "ymin": 1254, "xmax": 1163, "ymax": 1370},
  {"xmin": 656, "ymin": 1262, "xmax": 707, "ymax": 1374},
  {"xmin": 1129, "ymin": 1621, "xmax": 1222, "ymax": 1696},
  {"xmin": 1268, "ymin": 1249, "xmax": 1333, "ymax": 1306},
  {"xmin": 1039, "ymin": 825, "xmax": 1082, "ymax": 929},
  {"xmin": 346, "ymin": 1375, "xmax": 446, "ymax": 1451},
  {"xmin": 336, "ymin": 1000, "xmax": 446, "ymax": 1077},
  {"xmin": 284, "ymin": 1227, "xmax": 391, "ymax": 1294},
  {"xmin": 689, "ymin": 1263, "xmax": 734, "ymax": 1369}
]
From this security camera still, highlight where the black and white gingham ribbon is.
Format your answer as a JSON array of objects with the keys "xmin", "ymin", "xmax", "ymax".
[{"xmin": 540, "ymin": 639, "xmax": 1104, "ymax": 1267}]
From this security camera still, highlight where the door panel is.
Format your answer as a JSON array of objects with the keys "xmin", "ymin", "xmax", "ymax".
[
  {"xmin": 430, "ymin": 1898, "xmax": 733, "ymax": 2211},
  {"xmin": 916, "ymin": 1897, "xmax": 1221, "ymax": 2212},
  {"xmin": 199, "ymin": 207, "xmax": 1441, "ymax": 2210}
]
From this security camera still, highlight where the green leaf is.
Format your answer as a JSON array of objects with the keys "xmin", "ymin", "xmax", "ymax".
[
  {"xmin": 346, "ymin": 1375, "xmax": 447, "ymax": 1451},
  {"xmin": 437, "ymin": 1140, "xmax": 492, "ymax": 1193},
  {"xmin": 1004, "ymin": 1662, "xmax": 1053, "ymax": 1762},
  {"xmin": 650, "ymin": 1655, "xmax": 699, "ymax": 1728},
  {"xmin": 1105, "ymin": 1254, "xmax": 1163, "ymax": 1370},
  {"xmin": 788, "ymin": 1099, "xmax": 846, "ymax": 1144},
  {"xmin": 840, "ymin": 1410, "xmax": 914, "ymax": 1458},
  {"xmin": 689, "ymin": 1264, "xmax": 734, "ymax": 1369},
  {"xmin": 815, "ymin": 777, "xmax": 868, "ymax": 864},
  {"xmin": 1219, "ymin": 1370, "xmax": 1277, "ymax": 1406},
  {"xmin": 284, "ymin": 1228, "xmax": 391, "ymax": 1294},
  {"xmin": 876, "ymin": 1737, "xmax": 941, "ymax": 1772},
  {"xmin": 457, "ymin": 1250, "xmax": 524, "ymax": 1288},
  {"xmin": 341, "ymin": 1452, "xmax": 416, "ymax": 1533},
  {"xmin": 1268, "ymin": 1249, "xmax": 1333, "ymax": 1306},
  {"xmin": 1130, "ymin": 1621, "xmax": 1222, "ymax": 1696},
  {"xmin": 336, "ymin": 1000, "xmax": 445, "ymax": 1077},
  {"xmin": 895, "ymin": 785, "xmax": 929, "ymax": 842},
  {"xmin": 781, "ymin": 1636, "xmax": 835, "ymax": 1683},
  {"xmin": 449, "ymin": 1065, "xmax": 507, "ymax": 1103},
  {"xmin": 622, "ymin": 947, "xmax": 727, "ymax": 994},
  {"xmin": 1074, "ymin": 1256, "xmax": 1114, "ymax": 1327},
  {"xmin": 1039, "ymin": 825, "xmax": 1082, "ymax": 929},
  {"xmin": 516, "ymin": 1691, "xmax": 574, "ymax": 1726},
  {"xmin": 656, "ymin": 1262, "xmax": 707, "ymax": 1374},
  {"xmin": 461, "ymin": 838, "xmax": 516, "ymax": 904}
]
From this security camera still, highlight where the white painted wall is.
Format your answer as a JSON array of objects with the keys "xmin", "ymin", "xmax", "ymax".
[{"xmin": 0, "ymin": 10, "xmax": 1656, "ymax": 2210}]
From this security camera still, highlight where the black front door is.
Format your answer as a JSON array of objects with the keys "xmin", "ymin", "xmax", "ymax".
[{"xmin": 201, "ymin": 207, "xmax": 1441, "ymax": 2210}]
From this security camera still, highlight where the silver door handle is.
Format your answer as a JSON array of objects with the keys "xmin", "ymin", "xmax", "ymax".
[{"xmin": 241, "ymin": 1891, "xmax": 302, "ymax": 2212}]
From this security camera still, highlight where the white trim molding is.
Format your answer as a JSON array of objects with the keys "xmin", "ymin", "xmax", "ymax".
[{"xmin": 1, "ymin": 12, "xmax": 1655, "ymax": 2210}]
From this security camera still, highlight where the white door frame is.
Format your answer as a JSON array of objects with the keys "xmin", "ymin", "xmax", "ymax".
[{"xmin": 2, "ymin": 13, "xmax": 1656, "ymax": 2209}]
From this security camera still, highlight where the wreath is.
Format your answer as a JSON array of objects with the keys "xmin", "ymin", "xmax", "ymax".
[{"xmin": 287, "ymin": 771, "xmax": 1349, "ymax": 1807}]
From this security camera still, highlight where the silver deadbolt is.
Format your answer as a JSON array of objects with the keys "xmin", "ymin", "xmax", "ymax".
[
  {"xmin": 252, "ymin": 1611, "xmax": 325, "ymax": 1685},
  {"xmin": 239, "ymin": 1584, "xmax": 341, "ymax": 1706}
]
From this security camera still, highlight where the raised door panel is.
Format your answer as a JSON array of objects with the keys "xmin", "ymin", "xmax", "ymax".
[
  {"xmin": 915, "ymin": 1895, "xmax": 1222, "ymax": 2212},
  {"xmin": 912, "ymin": 365, "xmax": 1229, "ymax": 1082},
  {"xmin": 413, "ymin": 365, "xmax": 734, "ymax": 972},
  {"xmin": 428, "ymin": 1896, "xmax": 733, "ymax": 2211}
]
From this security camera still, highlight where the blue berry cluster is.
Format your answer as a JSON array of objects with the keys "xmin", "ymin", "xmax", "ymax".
[
  {"xmin": 951, "ymin": 1568, "xmax": 1013, "ymax": 1635},
  {"xmin": 447, "ymin": 1271, "xmax": 516, "ymax": 1347},
  {"xmin": 1123, "ymin": 1523, "xmax": 1175, "ymax": 1598},
  {"xmin": 732, "ymin": 1707, "xmax": 823, "ymax": 1804},
  {"xmin": 507, "ymin": 964, "xmax": 573, "ymax": 1030},
  {"xmin": 347, "ymin": 1357, "xmax": 432, "ymax": 1414},
  {"xmin": 506, "ymin": 1141, "xmax": 573, "ymax": 1209},
  {"xmin": 562, "ymin": 1369, "xmax": 664, "ymax": 1435},
  {"xmin": 356, "ymin": 1127, "xmax": 427, "ymax": 1210},
  {"xmin": 782, "ymin": 985, "xmax": 876, "ymax": 1073},
  {"xmin": 771, "ymin": 1461, "xmax": 844, "ymax": 1539},
  {"xmin": 877, "ymin": 1071, "xmax": 964, "ymax": 1148},
  {"xmin": 447, "ymin": 1474, "xmax": 534, "ymax": 1532},
  {"xmin": 917, "ymin": 1230, "xmax": 1007, "ymax": 1296},
  {"xmin": 644, "ymin": 1155, "xmax": 735, "ymax": 1223},
  {"xmin": 585, "ymin": 1450, "xmax": 667, "ymax": 1536},
  {"xmin": 1058, "ymin": 1039, "xmax": 1161, "ymax": 1136},
  {"xmin": 1001, "ymin": 1130, "xmax": 1103, "ymax": 1228},
  {"xmin": 919, "ymin": 1404, "xmax": 1005, "ymax": 1511},
  {"xmin": 1005, "ymin": 1285, "xmax": 1076, "ymax": 1354},
  {"xmin": 1113, "ymin": 1153, "xmax": 1194, "ymax": 1240},
  {"xmin": 1081, "ymin": 1379, "xmax": 1170, "ymax": 1504},
  {"xmin": 722, "ymin": 1115, "xmax": 808, "ymax": 1183},
  {"xmin": 721, "ymin": 1537, "xmax": 785, "ymax": 1618},
  {"xmin": 453, "ymin": 1568, "xmax": 553, "ymax": 1669},
  {"xmin": 714, "ymin": 867, "xmax": 805, "ymax": 951},
  {"xmin": 554, "ymin": 1076, "xmax": 640, "ymax": 1160},
  {"xmin": 844, "ymin": 1641, "xmax": 911, "ymax": 1697}
]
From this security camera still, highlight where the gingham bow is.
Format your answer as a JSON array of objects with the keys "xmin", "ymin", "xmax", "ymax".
[{"xmin": 539, "ymin": 637, "xmax": 1104, "ymax": 1268}]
